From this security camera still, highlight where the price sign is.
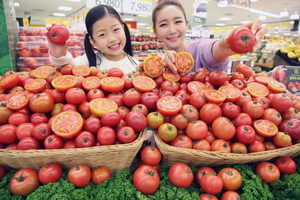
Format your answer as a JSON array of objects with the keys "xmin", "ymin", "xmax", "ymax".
[
  {"xmin": 86, "ymin": 0, "xmax": 122, "ymax": 12},
  {"xmin": 123, "ymin": 0, "xmax": 152, "ymax": 16},
  {"xmin": 278, "ymin": 24, "xmax": 291, "ymax": 33}
]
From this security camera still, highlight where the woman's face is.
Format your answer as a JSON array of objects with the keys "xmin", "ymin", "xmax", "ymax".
[
  {"xmin": 154, "ymin": 5, "xmax": 188, "ymax": 52},
  {"xmin": 90, "ymin": 14, "xmax": 126, "ymax": 61}
]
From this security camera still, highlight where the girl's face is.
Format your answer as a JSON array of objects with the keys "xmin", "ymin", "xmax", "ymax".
[
  {"xmin": 91, "ymin": 14, "xmax": 126, "ymax": 61},
  {"xmin": 154, "ymin": 5, "xmax": 188, "ymax": 52}
]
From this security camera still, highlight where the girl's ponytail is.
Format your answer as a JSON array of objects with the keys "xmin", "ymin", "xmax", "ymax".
[
  {"xmin": 122, "ymin": 22, "xmax": 133, "ymax": 57},
  {"xmin": 84, "ymin": 34, "xmax": 97, "ymax": 67}
]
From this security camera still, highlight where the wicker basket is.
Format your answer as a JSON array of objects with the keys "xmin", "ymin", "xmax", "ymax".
[
  {"xmin": 153, "ymin": 131, "xmax": 300, "ymax": 167},
  {"xmin": 0, "ymin": 129, "xmax": 146, "ymax": 173}
]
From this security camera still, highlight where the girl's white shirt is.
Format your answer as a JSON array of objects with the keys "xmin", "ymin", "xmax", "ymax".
[{"xmin": 50, "ymin": 51, "xmax": 140, "ymax": 74}]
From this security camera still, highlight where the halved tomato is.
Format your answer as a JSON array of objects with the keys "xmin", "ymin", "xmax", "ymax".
[
  {"xmin": 6, "ymin": 91, "xmax": 29, "ymax": 110},
  {"xmin": 0, "ymin": 73, "xmax": 19, "ymax": 90},
  {"xmin": 51, "ymin": 75, "xmax": 78, "ymax": 92},
  {"xmin": 143, "ymin": 56, "xmax": 165, "ymax": 78},
  {"xmin": 51, "ymin": 111, "xmax": 84, "ymax": 138},
  {"xmin": 247, "ymin": 82, "xmax": 269, "ymax": 98},
  {"xmin": 132, "ymin": 76, "xmax": 156, "ymax": 92},
  {"xmin": 187, "ymin": 81, "xmax": 208, "ymax": 94},
  {"xmin": 204, "ymin": 89, "xmax": 226, "ymax": 104},
  {"xmin": 82, "ymin": 76, "xmax": 101, "ymax": 91},
  {"xmin": 157, "ymin": 96, "xmax": 182, "ymax": 116},
  {"xmin": 100, "ymin": 77, "xmax": 124, "ymax": 93},
  {"xmin": 267, "ymin": 79, "xmax": 286, "ymax": 93},
  {"xmin": 254, "ymin": 76, "xmax": 273, "ymax": 85},
  {"xmin": 89, "ymin": 98, "xmax": 118, "ymax": 118},
  {"xmin": 162, "ymin": 70, "xmax": 180, "ymax": 82},
  {"xmin": 30, "ymin": 66, "xmax": 56, "ymax": 79},
  {"xmin": 218, "ymin": 85, "xmax": 241, "ymax": 102},
  {"xmin": 175, "ymin": 52, "xmax": 194, "ymax": 73},
  {"xmin": 253, "ymin": 119, "xmax": 278, "ymax": 137},
  {"xmin": 71, "ymin": 65, "xmax": 91, "ymax": 77},
  {"xmin": 24, "ymin": 79, "xmax": 47, "ymax": 93}
]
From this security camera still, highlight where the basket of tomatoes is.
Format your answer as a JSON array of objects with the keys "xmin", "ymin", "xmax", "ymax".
[
  {"xmin": 148, "ymin": 62, "xmax": 300, "ymax": 167},
  {"xmin": 0, "ymin": 65, "xmax": 149, "ymax": 172}
]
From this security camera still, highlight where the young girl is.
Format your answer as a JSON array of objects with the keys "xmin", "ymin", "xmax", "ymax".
[
  {"xmin": 48, "ymin": 5, "xmax": 139, "ymax": 74},
  {"xmin": 152, "ymin": 0, "xmax": 268, "ymax": 73}
]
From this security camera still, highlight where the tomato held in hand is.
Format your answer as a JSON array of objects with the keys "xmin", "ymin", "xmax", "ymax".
[
  {"xmin": 47, "ymin": 24, "xmax": 69, "ymax": 45},
  {"xmin": 10, "ymin": 168, "xmax": 40, "ymax": 197},
  {"xmin": 228, "ymin": 27, "xmax": 255, "ymax": 54}
]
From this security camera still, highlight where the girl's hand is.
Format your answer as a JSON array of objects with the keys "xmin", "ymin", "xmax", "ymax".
[
  {"xmin": 162, "ymin": 51, "xmax": 178, "ymax": 74},
  {"xmin": 46, "ymin": 23, "xmax": 71, "ymax": 58}
]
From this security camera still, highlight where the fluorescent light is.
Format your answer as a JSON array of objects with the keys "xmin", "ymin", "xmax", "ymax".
[
  {"xmin": 250, "ymin": 0, "xmax": 258, "ymax": 2},
  {"xmin": 58, "ymin": 6, "xmax": 72, "ymax": 11},
  {"xmin": 53, "ymin": 13, "xmax": 66, "ymax": 16},
  {"xmin": 138, "ymin": 15, "xmax": 148, "ymax": 17},
  {"xmin": 293, "ymin": 34, "xmax": 299, "ymax": 37},
  {"xmin": 218, "ymin": 0, "xmax": 228, "ymax": 7},
  {"xmin": 215, "ymin": 23, "xmax": 225, "ymax": 26},
  {"xmin": 123, "ymin": 18, "xmax": 134, "ymax": 21},
  {"xmin": 290, "ymin": 11, "xmax": 299, "ymax": 19},
  {"xmin": 259, "ymin": 15, "xmax": 266, "ymax": 20},
  {"xmin": 137, "ymin": 23, "xmax": 146, "ymax": 26},
  {"xmin": 14, "ymin": 2, "xmax": 19, "ymax": 6},
  {"xmin": 241, "ymin": 21, "xmax": 250, "ymax": 24},
  {"xmin": 283, "ymin": 33, "xmax": 291, "ymax": 35},
  {"xmin": 219, "ymin": 17, "xmax": 232, "ymax": 21},
  {"xmin": 66, "ymin": 0, "xmax": 81, "ymax": 2},
  {"xmin": 280, "ymin": 8, "xmax": 289, "ymax": 17}
]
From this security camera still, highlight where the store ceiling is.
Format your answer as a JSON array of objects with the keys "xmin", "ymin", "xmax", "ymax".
[{"xmin": 14, "ymin": 0, "xmax": 300, "ymax": 34}]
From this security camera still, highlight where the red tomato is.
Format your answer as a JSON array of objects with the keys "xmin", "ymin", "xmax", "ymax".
[
  {"xmin": 62, "ymin": 103, "xmax": 77, "ymax": 112},
  {"xmin": 230, "ymin": 79, "xmax": 245, "ymax": 90},
  {"xmin": 208, "ymin": 70, "xmax": 228, "ymax": 86},
  {"xmin": 254, "ymin": 96, "xmax": 271, "ymax": 110},
  {"xmin": 87, "ymin": 89, "xmax": 105, "ymax": 101},
  {"xmin": 231, "ymin": 142, "xmax": 248, "ymax": 154},
  {"xmin": 168, "ymin": 162, "xmax": 194, "ymax": 188},
  {"xmin": 10, "ymin": 168, "xmax": 39, "ymax": 196},
  {"xmin": 91, "ymin": 166, "xmax": 112, "ymax": 185},
  {"xmin": 235, "ymin": 125, "xmax": 256, "ymax": 144},
  {"xmin": 199, "ymin": 194, "xmax": 218, "ymax": 200},
  {"xmin": 220, "ymin": 191, "xmax": 242, "ymax": 200},
  {"xmin": 123, "ymin": 88, "xmax": 141, "ymax": 108},
  {"xmin": 44, "ymin": 134, "xmax": 64, "ymax": 149},
  {"xmin": 0, "ymin": 124, "xmax": 17, "ymax": 144},
  {"xmin": 122, "ymin": 73, "xmax": 134, "ymax": 89},
  {"xmin": 63, "ymin": 140, "xmax": 76, "ymax": 148},
  {"xmin": 140, "ymin": 146, "xmax": 162, "ymax": 166},
  {"xmin": 140, "ymin": 92, "xmax": 159, "ymax": 112},
  {"xmin": 270, "ymin": 93, "xmax": 293, "ymax": 113},
  {"xmin": 192, "ymin": 139, "xmax": 211, "ymax": 151},
  {"xmin": 68, "ymin": 164, "xmax": 91, "ymax": 188},
  {"xmin": 194, "ymin": 167, "xmax": 216, "ymax": 187},
  {"xmin": 65, "ymin": 88, "xmax": 87, "ymax": 105},
  {"xmin": 146, "ymin": 111, "xmax": 164, "ymax": 129},
  {"xmin": 160, "ymin": 80, "xmax": 179, "ymax": 95},
  {"xmin": 0, "ymin": 101, "xmax": 14, "ymax": 125},
  {"xmin": 16, "ymin": 122, "xmax": 34, "ymax": 140},
  {"xmin": 47, "ymin": 24, "xmax": 69, "ymax": 45},
  {"xmin": 185, "ymin": 120, "xmax": 208, "ymax": 140},
  {"xmin": 279, "ymin": 118, "xmax": 300, "ymax": 141},
  {"xmin": 189, "ymin": 92, "xmax": 206, "ymax": 109},
  {"xmin": 125, "ymin": 110, "xmax": 147, "ymax": 133},
  {"xmin": 157, "ymin": 96, "xmax": 182, "ymax": 116},
  {"xmin": 17, "ymin": 136, "xmax": 40, "ymax": 150},
  {"xmin": 242, "ymin": 100, "xmax": 264, "ymax": 119},
  {"xmin": 220, "ymin": 102, "xmax": 241, "ymax": 119},
  {"xmin": 49, "ymin": 89, "xmax": 66, "ymax": 104},
  {"xmin": 97, "ymin": 126, "xmax": 116, "ymax": 145},
  {"xmin": 0, "ymin": 166, "xmax": 6, "ymax": 180},
  {"xmin": 274, "ymin": 156, "xmax": 297, "ymax": 174},
  {"xmin": 179, "ymin": 104, "xmax": 199, "ymax": 122},
  {"xmin": 170, "ymin": 113, "xmax": 188, "ymax": 130},
  {"xmin": 74, "ymin": 131, "xmax": 95, "ymax": 148},
  {"xmin": 0, "ymin": 73, "xmax": 19, "ymax": 90},
  {"xmin": 8, "ymin": 112, "xmax": 30, "ymax": 126},
  {"xmin": 101, "ymin": 112, "xmax": 121, "ymax": 127},
  {"xmin": 248, "ymin": 140, "xmax": 266, "ymax": 153},
  {"xmin": 38, "ymin": 162, "xmax": 63, "ymax": 184},
  {"xmin": 235, "ymin": 91, "xmax": 252, "ymax": 107},
  {"xmin": 228, "ymin": 27, "xmax": 255, "ymax": 54},
  {"xmin": 131, "ymin": 104, "xmax": 149, "ymax": 117},
  {"xmin": 261, "ymin": 108, "xmax": 282, "ymax": 126},
  {"xmin": 170, "ymin": 135, "xmax": 193, "ymax": 149},
  {"xmin": 133, "ymin": 165, "xmax": 160, "ymax": 194},
  {"xmin": 116, "ymin": 126, "xmax": 136, "ymax": 144},
  {"xmin": 83, "ymin": 117, "xmax": 102, "ymax": 135},
  {"xmin": 232, "ymin": 112, "xmax": 253, "ymax": 128},
  {"xmin": 273, "ymin": 131, "xmax": 292, "ymax": 147},
  {"xmin": 29, "ymin": 93, "xmax": 54, "ymax": 113},
  {"xmin": 158, "ymin": 123, "xmax": 178, "ymax": 142},
  {"xmin": 200, "ymin": 174, "xmax": 223, "ymax": 194},
  {"xmin": 256, "ymin": 162, "xmax": 280, "ymax": 183},
  {"xmin": 217, "ymin": 168, "xmax": 242, "ymax": 191},
  {"xmin": 211, "ymin": 139, "xmax": 231, "ymax": 152},
  {"xmin": 211, "ymin": 117, "xmax": 236, "ymax": 140}
]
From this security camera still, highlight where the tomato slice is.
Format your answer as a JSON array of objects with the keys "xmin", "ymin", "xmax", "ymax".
[
  {"xmin": 132, "ymin": 76, "xmax": 156, "ymax": 92},
  {"xmin": 162, "ymin": 70, "xmax": 180, "ymax": 82},
  {"xmin": 187, "ymin": 81, "xmax": 208, "ymax": 94},
  {"xmin": 143, "ymin": 56, "xmax": 165, "ymax": 78},
  {"xmin": 82, "ymin": 76, "xmax": 101, "ymax": 91},
  {"xmin": 100, "ymin": 77, "xmax": 125, "ymax": 93},
  {"xmin": 218, "ymin": 85, "xmax": 241, "ymax": 102},
  {"xmin": 203, "ymin": 89, "xmax": 226, "ymax": 104},
  {"xmin": 267, "ymin": 79, "xmax": 286, "ymax": 93},
  {"xmin": 157, "ymin": 96, "xmax": 182, "ymax": 116},
  {"xmin": 30, "ymin": 66, "xmax": 56, "ymax": 79},
  {"xmin": 51, "ymin": 75, "xmax": 78, "ymax": 92},
  {"xmin": 254, "ymin": 76, "xmax": 273, "ymax": 85},
  {"xmin": 89, "ymin": 98, "xmax": 118, "ymax": 118},
  {"xmin": 0, "ymin": 73, "xmax": 19, "ymax": 90},
  {"xmin": 71, "ymin": 65, "xmax": 91, "ymax": 77},
  {"xmin": 253, "ymin": 119, "xmax": 278, "ymax": 137},
  {"xmin": 6, "ymin": 91, "xmax": 29, "ymax": 110},
  {"xmin": 247, "ymin": 82, "xmax": 269, "ymax": 98},
  {"xmin": 175, "ymin": 52, "xmax": 194, "ymax": 73},
  {"xmin": 51, "ymin": 111, "xmax": 84, "ymax": 138},
  {"xmin": 24, "ymin": 78, "xmax": 47, "ymax": 93}
]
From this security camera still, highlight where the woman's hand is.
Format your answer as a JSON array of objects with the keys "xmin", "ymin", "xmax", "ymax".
[{"xmin": 161, "ymin": 51, "xmax": 178, "ymax": 74}]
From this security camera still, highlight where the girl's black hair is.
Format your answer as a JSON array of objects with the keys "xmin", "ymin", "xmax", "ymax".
[{"xmin": 84, "ymin": 5, "xmax": 135, "ymax": 67}]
